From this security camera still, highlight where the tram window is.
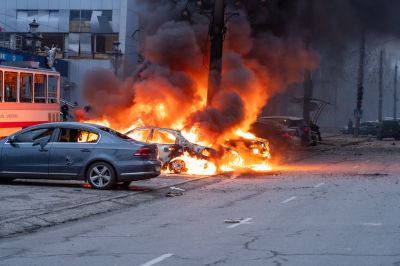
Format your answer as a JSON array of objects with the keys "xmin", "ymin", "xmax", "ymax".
[
  {"xmin": 48, "ymin": 75, "xmax": 58, "ymax": 103},
  {"xmin": 20, "ymin": 73, "xmax": 33, "ymax": 103},
  {"xmin": 4, "ymin": 72, "xmax": 17, "ymax": 102},
  {"xmin": 0, "ymin": 71, "xmax": 2, "ymax": 102},
  {"xmin": 34, "ymin": 74, "xmax": 47, "ymax": 103}
]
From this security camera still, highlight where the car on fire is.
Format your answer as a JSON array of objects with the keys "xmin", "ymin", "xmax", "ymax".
[
  {"xmin": 126, "ymin": 127, "xmax": 271, "ymax": 174},
  {"xmin": 125, "ymin": 127, "xmax": 214, "ymax": 174},
  {"xmin": 0, "ymin": 122, "xmax": 161, "ymax": 189}
]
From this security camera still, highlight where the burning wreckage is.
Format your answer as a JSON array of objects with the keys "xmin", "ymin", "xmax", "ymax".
[
  {"xmin": 76, "ymin": 0, "xmax": 319, "ymax": 175},
  {"xmin": 125, "ymin": 127, "xmax": 270, "ymax": 175}
]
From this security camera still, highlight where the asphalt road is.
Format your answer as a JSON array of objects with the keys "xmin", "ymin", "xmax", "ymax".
[{"xmin": 1, "ymin": 138, "xmax": 400, "ymax": 266}]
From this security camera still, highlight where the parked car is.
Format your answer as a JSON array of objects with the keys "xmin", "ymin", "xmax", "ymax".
[
  {"xmin": 250, "ymin": 119, "xmax": 300, "ymax": 150},
  {"xmin": 359, "ymin": 121, "xmax": 379, "ymax": 136},
  {"xmin": 125, "ymin": 127, "xmax": 214, "ymax": 174},
  {"xmin": 0, "ymin": 122, "xmax": 161, "ymax": 189},
  {"xmin": 377, "ymin": 120, "xmax": 400, "ymax": 140},
  {"xmin": 256, "ymin": 116, "xmax": 314, "ymax": 146}
]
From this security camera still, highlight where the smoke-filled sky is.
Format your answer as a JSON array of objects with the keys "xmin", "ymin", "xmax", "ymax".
[{"xmin": 80, "ymin": 0, "xmax": 400, "ymax": 136}]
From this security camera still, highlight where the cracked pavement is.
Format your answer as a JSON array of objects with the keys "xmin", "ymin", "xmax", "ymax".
[{"xmin": 1, "ymin": 137, "xmax": 400, "ymax": 265}]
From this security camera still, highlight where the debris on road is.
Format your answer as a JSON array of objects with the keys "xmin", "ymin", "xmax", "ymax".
[
  {"xmin": 169, "ymin": 186, "xmax": 185, "ymax": 192},
  {"xmin": 224, "ymin": 218, "xmax": 243, "ymax": 224},
  {"xmin": 165, "ymin": 191, "xmax": 183, "ymax": 197}
]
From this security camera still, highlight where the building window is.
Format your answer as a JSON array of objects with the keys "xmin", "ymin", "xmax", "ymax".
[
  {"xmin": 70, "ymin": 10, "xmax": 81, "ymax": 32},
  {"xmin": 94, "ymin": 34, "xmax": 118, "ymax": 54},
  {"xmin": 69, "ymin": 10, "xmax": 113, "ymax": 33},
  {"xmin": 34, "ymin": 74, "xmax": 47, "ymax": 103},
  {"xmin": 48, "ymin": 75, "xmax": 58, "ymax": 103},
  {"xmin": 41, "ymin": 33, "xmax": 65, "ymax": 51},
  {"xmin": 20, "ymin": 73, "xmax": 33, "ymax": 103},
  {"xmin": 67, "ymin": 33, "xmax": 93, "ymax": 58},
  {"xmin": 4, "ymin": 72, "xmax": 17, "ymax": 102}
]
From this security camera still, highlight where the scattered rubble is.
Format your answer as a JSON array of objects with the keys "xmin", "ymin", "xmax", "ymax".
[
  {"xmin": 165, "ymin": 191, "xmax": 184, "ymax": 197},
  {"xmin": 224, "ymin": 218, "xmax": 243, "ymax": 224}
]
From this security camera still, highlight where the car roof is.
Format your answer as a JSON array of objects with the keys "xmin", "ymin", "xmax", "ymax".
[
  {"xmin": 32, "ymin": 122, "xmax": 103, "ymax": 131},
  {"xmin": 128, "ymin": 126, "xmax": 180, "ymax": 134},
  {"xmin": 258, "ymin": 116, "xmax": 304, "ymax": 121}
]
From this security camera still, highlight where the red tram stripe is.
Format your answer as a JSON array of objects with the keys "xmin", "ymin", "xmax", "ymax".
[{"xmin": 0, "ymin": 121, "xmax": 48, "ymax": 128}]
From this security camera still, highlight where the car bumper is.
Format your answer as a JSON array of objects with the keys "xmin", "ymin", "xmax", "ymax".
[{"xmin": 116, "ymin": 160, "xmax": 162, "ymax": 181}]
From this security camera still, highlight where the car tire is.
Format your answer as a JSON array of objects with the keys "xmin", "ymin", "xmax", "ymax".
[
  {"xmin": 169, "ymin": 159, "xmax": 186, "ymax": 174},
  {"xmin": 87, "ymin": 162, "xmax": 116, "ymax": 190}
]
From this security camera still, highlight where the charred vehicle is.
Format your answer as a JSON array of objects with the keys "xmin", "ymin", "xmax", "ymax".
[{"xmin": 125, "ymin": 127, "xmax": 214, "ymax": 174}]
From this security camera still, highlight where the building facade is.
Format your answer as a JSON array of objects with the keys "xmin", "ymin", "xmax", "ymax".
[{"xmin": 0, "ymin": 0, "xmax": 139, "ymax": 105}]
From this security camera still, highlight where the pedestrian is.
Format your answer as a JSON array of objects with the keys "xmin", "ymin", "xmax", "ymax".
[
  {"xmin": 348, "ymin": 119, "xmax": 354, "ymax": 134},
  {"xmin": 61, "ymin": 103, "xmax": 69, "ymax": 121}
]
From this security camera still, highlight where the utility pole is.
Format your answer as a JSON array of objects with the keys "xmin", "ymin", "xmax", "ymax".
[
  {"xmin": 302, "ymin": 0, "xmax": 313, "ymax": 124},
  {"xmin": 207, "ymin": 0, "xmax": 225, "ymax": 106},
  {"xmin": 354, "ymin": 31, "xmax": 366, "ymax": 137},
  {"xmin": 394, "ymin": 64, "xmax": 398, "ymax": 119},
  {"xmin": 378, "ymin": 50, "xmax": 383, "ymax": 122},
  {"xmin": 303, "ymin": 68, "xmax": 313, "ymax": 123}
]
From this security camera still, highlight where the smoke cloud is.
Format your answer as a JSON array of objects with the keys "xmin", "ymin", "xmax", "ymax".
[{"xmin": 79, "ymin": 0, "xmax": 400, "ymax": 140}]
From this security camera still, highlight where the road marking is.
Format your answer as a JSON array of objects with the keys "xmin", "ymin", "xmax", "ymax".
[
  {"xmin": 227, "ymin": 217, "xmax": 253, "ymax": 228},
  {"xmin": 363, "ymin": 222, "xmax": 383, "ymax": 226},
  {"xmin": 281, "ymin": 196, "xmax": 297, "ymax": 204},
  {"xmin": 314, "ymin": 182, "xmax": 325, "ymax": 188},
  {"xmin": 139, "ymin": 254, "xmax": 173, "ymax": 266}
]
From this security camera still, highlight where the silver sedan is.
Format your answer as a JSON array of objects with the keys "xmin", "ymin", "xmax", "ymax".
[{"xmin": 0, "ymin": 122, "xmax": 161, "ymax": 189}]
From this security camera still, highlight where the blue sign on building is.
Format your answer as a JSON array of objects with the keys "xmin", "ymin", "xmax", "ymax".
[
  {"xmin": 0, "ymin": 47, "xmax": 68, "ymax": 77},
  {"xmin": 0, "ymin": 52, "xmax": 23, "ymax": 61}
]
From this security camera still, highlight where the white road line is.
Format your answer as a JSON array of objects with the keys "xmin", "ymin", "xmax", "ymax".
[
  {"xmin": 314, "ymin": 182, "xmax": 325, "ymax": 188},
  {"xmin": 227, "ymin": 217, "xmax": 253, "ymax": 228},
  {"xmin": 363, "ymin": 222, "xmax": 383, "ymax": 226},
  {"xmin": 281, "ymin": 196, "xmax": 297, "ymax": 204},
  {"xmin": 139, "ymin": 253, "xmax": 174, "ymax": 266}
]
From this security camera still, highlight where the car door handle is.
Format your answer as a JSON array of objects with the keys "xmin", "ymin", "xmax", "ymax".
[
  {"xmin": 81, "ymin": 148, "xmax": 91, "ymax": 152},
  {"xmin": 39, "ymin": 148, "xmax": 48, "ymax": 152}
]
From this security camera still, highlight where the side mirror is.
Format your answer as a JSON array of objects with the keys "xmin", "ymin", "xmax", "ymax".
[{"xmin": 8, "ymin": 135, "xmax": 16, "ymax": 144}]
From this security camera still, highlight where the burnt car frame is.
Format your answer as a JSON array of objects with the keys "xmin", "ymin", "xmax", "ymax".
[{"xmin": 125, "ymin": 127, "xmax": 213, "ymax": 174}]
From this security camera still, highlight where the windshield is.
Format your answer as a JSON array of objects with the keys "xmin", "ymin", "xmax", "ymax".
[{"xmin": 99, "ymin": 127, "xmax": 133, "ymax": 141}]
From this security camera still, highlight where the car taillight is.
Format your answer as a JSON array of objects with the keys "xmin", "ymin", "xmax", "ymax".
[
  {"xmin": 282, "ymin": 132, "xmax": 290, "ymax": 139},
  {"xmin": 134, "ymin": 147, "xmax": 153, "ymax": 158}
]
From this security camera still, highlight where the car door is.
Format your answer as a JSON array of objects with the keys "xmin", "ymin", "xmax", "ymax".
[
  {"xmin": 1, "ymin": 127, "xmax": 54, "ymax": 178},
  {"xmin": 48, "ymin": 127, "xmax": 99, "ymax": 179}
]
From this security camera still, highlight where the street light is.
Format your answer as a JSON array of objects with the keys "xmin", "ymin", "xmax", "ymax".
[
  {"xmin": 112, "ymin": 41, "xmax": 123, "ymax": 76},
  {"xmin": 25, "ymin": 19, "xmax": 43, "ymax": 55}
]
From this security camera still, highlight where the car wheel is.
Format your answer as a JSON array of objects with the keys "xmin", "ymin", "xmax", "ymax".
[
  {"xmin": 87, "ymin": 162, "xmax": 116, "ymax": 190},
  {"xmin": 169, "ymin": 159, "xmax": 186, "ymax": 174}
]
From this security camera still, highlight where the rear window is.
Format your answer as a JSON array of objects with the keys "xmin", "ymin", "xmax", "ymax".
[
  {"xmin": 99, "ymin": 127, "xmax": 132, "ymax": 141},
  {"xmin": 58, "ymin": 128, "xmax": 99, "ymax": 143}
]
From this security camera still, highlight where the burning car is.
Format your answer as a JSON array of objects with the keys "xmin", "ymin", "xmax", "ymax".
[
  {"xmin": 125, "ymin": 127, "xmax": 215, "ymax": 174},
  {"xmin": 125, "ymin": 126, "xmax": 271, "ymax": 174}
]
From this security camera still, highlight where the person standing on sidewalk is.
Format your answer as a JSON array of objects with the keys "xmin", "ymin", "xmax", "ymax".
[{"xmin": 61, "ymin": 103, "xmax": 69, "ymax": 122}]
